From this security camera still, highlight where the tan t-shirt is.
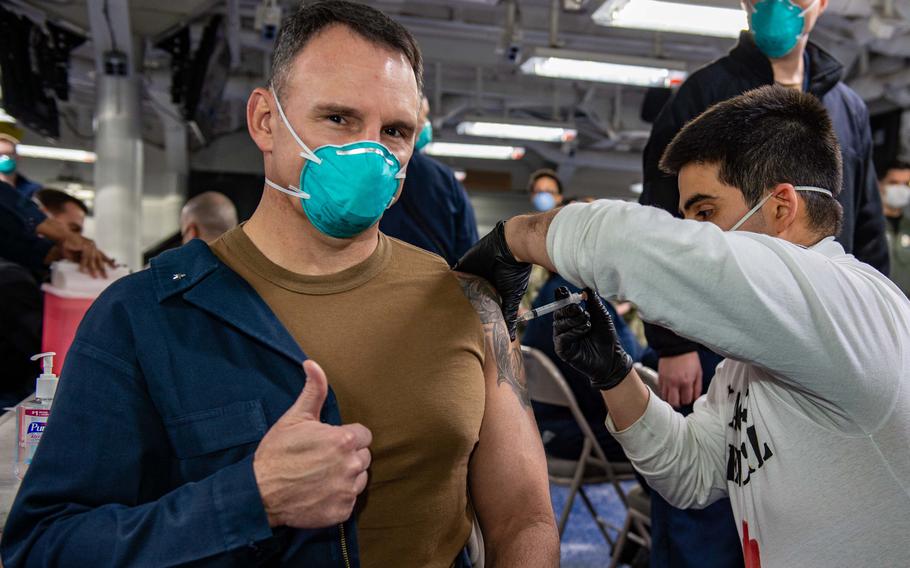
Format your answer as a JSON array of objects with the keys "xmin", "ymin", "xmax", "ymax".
[{"xmin": 211, "ymin": 227, "xmax": 486, "ymax": 568}]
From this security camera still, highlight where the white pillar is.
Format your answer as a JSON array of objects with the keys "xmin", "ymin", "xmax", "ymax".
[
  {"xmin": 141, "ymin": 103, "xmax": 187, "ymax": 250},
  {"xmin": 87, "ymin": 0, "xmax": 143, "ymax": 269},
  {"xmin": 93, "ymin": 75, "xmax": 143, "ymax": 270}
]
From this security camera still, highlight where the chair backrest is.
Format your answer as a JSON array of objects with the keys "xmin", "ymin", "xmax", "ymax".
[
  {"xmin": 522, "ymin": 345, "xmax": 630, "ymax": 503},
  {"xmin": 523, "ymin": 346, "xmax": 598, "ymax": 438},
  {"xmin": 634, "ymin": 363, "xmax": 660, "ymax": 393},
  {"xmin": 522, "ymin": 345, "xmax": 575, "ymax": 407}
]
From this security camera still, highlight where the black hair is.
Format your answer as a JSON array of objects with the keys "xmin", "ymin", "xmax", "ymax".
[
  {"xmin": 528, "ymin": 168, "xmax": 564, "ymax": 194},
  {"xmin": 880, "ymin": 160, "xmax": 910, "ymax": 180},
  {"xmin": 269, "ymin": 0, "xmax": 423, "ymax": 97},
  {"xmin": 36, "ymin": 188, "xmax": 88, "ymax": 215},
  {"xmin": 660, "ymin": 85, "xmax": 843, "ymax": 237}
]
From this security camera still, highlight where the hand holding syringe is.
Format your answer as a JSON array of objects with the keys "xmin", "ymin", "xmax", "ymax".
[{"xmin": 519, "ymin": 291, "xmax": 587, "ymax": 322}]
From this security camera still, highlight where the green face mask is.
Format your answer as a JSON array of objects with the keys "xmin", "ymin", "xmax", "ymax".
[
  {"xmin": 263, "ymin": 87, "xmax": 406, "ymax": 239},
  {"xmin": 746, "ymin": 0, "xmax": 818, "ymax": 59},
  {"xmin": 415, "ymin": 121, "xmax": 433, "ymax": 151},
  {"xmin": 0, "ymin": 155, "xmax": 16, "ymax": 174}
]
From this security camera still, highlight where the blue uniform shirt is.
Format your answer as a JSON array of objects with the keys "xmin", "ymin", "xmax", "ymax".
[
  {"xmin": 0, "ymin": 181, "xmax": 52, "ymax": 276},
  {"xmin": 13, "ymin": 174, "xmax": 42, "ymax": 200},
  {"xmin": 380, "ymin": 151, "xmax": 478, "ymax": 266},
  {"xmin": 1, "ymin": 241, "xmax": 361, "ymax": 567}
]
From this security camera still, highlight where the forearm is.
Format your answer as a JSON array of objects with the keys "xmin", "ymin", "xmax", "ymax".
[
  {"xmin": 504, "ymin": 210, "xmax": 558, "ymax": 269},
  {"xmin": 606, "ymin": 386, "xmax": 729, "ymax": 510},
  {"xmin": 601, "ymin": 369, "xmax": 651, "ymax": 431},
  {"xmin": 485, "ymin": 517, "xmax": 559, "ymax": 568},
  {"xmin": 35, "ymin": 218, "xmax": 70, "ymax": 242}
]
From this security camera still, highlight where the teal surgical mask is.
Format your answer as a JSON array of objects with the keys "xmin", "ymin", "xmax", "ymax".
[
  {"xmin": 745, "ymin": 0, "xmax": 818, "ymax": 59},
  {"xmin": 729, "ymin": 185, "xmax": 833, "ymax": 232},
  {"xmin": 415, "ymin": 121, "xmax": 433, "ymax": 151},
  {"xmin": 0, "ymin": 155, "xmax": 16, "ymax": 174},
  {"xmin": 264, "ymin": 87, "xmax": 406, "ymax": 239}
]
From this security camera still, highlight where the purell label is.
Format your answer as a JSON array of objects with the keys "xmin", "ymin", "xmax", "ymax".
[{"xmin": 19, "ymin": 408, "xmax": 50, "ymax": 465}]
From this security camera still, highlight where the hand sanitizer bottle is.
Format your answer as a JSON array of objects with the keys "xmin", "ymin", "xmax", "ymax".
[{"xmin": 16, "ymin": 352, "xmax": 59, "ymax": 480}]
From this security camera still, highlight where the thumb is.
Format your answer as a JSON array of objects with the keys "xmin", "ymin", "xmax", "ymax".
[
  {"xmin": 284, "ymin": 360, "xmax": 329, "ymax": 422},
  {"xmin": 583, "ymin": 288, "xmax": 611, "ymax": 324}
]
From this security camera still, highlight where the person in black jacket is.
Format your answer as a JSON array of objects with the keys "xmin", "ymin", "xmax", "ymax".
[
  {"xmin": 638, "ymin": 2, "xmax": 889, "ymax": 567},
  {"xmin": 380, "ymin": 96, "xmax": 479, "ymax": 266},
  {"xmin": 0, "ymin": 258, "xmax": 42, "ymax": 409},
  {"xmin": 0, "ymin": 180, "xmax": 112, "ymax": 280}
]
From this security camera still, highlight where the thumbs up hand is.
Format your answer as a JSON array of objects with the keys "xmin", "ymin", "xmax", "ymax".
[{"xmin": 253, "ymin": 360, "xmax": 372, "ymax": 529}]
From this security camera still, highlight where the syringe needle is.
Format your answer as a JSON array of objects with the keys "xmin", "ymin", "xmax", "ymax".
[{"xmin": 519, "ymin": 291, "xmax": 587, "ymax": 322}]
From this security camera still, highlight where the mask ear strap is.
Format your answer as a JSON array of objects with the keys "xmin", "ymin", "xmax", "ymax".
[
  {"xmin": 730, "ymin": 191, "xmax": 774, "ymax": 232},
  {"xmin": 730, "ymin": 185, "xmax": 832, "ymax": 231},
  {"xmin": 265, "ymin": 178, "xmax": 311, "ymax": 200},
  {"xmin": 799, "ymin": 0, "xmax": 819, "ymax": 16},
  {"xmin": 794, "ymin": 186, "xmax": 833, "ymax": 198},
  {"xmin": 269, "ymin": 85, "xmax": 322, "ymax": 165}
]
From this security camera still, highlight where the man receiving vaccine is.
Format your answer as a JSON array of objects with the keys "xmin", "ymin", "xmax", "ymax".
[{"xmin": 2, "ymin": 2, "xmax": 557, "ymax": 566}]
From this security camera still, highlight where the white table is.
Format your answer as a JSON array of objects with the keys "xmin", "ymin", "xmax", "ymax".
[{"xmin": 0, "ymin": 410, "xmax": 22, "ymax": 534}]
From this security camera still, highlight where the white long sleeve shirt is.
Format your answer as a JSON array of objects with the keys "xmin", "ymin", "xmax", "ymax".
[{"xmin": 547, "ymin": 201, "xmax": 910, "ymax": 568}]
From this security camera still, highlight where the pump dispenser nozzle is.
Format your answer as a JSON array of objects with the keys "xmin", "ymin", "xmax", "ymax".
[
  {"xmin": 31, "ymin": 352, "xmax": 55, "ymax": 377},
  {"xmin": 29, "ymin": 352, "xmax": 58, "ymax": 400}
]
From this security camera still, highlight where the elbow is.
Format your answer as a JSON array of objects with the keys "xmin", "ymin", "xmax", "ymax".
[
  {"xmin": 485, "ymin": 511, "xmax": 557, "ymax": 545},
  {"xmin": 484, "ymin": 514, "xmax": 559, "ymax": 568}
]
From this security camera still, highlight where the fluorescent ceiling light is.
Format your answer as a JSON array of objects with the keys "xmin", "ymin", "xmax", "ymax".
[
  {"xmin": 17, "ymin": 145, "xmax": 97, "ymax": 163},
  {"xmin": 424, "ymin": 142, "xmax": 525, "ymax": 160},
  {"xmin": 0, "ymin": 107, "xmax": 15, "ymax": 123},
  {"xmin": 592, "ymin": 0, "xmax": 747, "ymax": 38},
  {"xmin": 456, "ymin": 119, "xmax": 577, "ymax": 143},
  {"xmin": 521, "ymin": 48, "xmax": 687, "ymax": 88}
]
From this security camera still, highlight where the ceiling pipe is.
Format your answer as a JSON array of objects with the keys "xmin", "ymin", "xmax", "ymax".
[{"xmin": 549, "ymin": 0, "xmax": 564, "ymax": 47}]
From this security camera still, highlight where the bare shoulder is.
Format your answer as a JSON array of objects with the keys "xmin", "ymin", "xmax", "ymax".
[
  {"xmin": 453, "ymin": 272, "xmax": 504, "ymax": 326},
  {"xmin": 453, "ymin": 272, "xmax": 529, "ymax": 409}
]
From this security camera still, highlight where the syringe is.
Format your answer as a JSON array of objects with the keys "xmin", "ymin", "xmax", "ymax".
[{"xmin": 519, "ymin": 291, "xmax": 586, "ymax": 322}]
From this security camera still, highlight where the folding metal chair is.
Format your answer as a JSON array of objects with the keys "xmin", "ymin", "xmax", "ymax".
[
  {"xmin": 608, "ymin": 484, "xmax": 651, "ymax": 568},
  {"xmin": 605, "ymin": 362, "xmax": 659, "ymax": 567},
  {"xmin": 522, "ymin": 345, "xmax": 636, "ymax": 547}
]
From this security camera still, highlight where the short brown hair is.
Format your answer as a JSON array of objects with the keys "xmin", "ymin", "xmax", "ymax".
[
  {"xmin": 269, "ymin": 0, "xmax": 423, "ymax": 97},
  {"xmin": 36, "ymin": 188, "xmax": 88, "ymax": 215}
]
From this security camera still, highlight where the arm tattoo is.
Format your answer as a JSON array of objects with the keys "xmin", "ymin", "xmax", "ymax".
[{"xmin": 456, "ymin": 273, "xmax": 530, "ymax": 409}]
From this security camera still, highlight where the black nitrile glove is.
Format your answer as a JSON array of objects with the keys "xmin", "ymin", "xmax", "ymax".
[
  {"xmin": 454, "ymin": 221, "xmax": 531, "ymax": 340},
  {"xmin": 553, "ymin": 286, "xmax": 634, "ymax": 391}
]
